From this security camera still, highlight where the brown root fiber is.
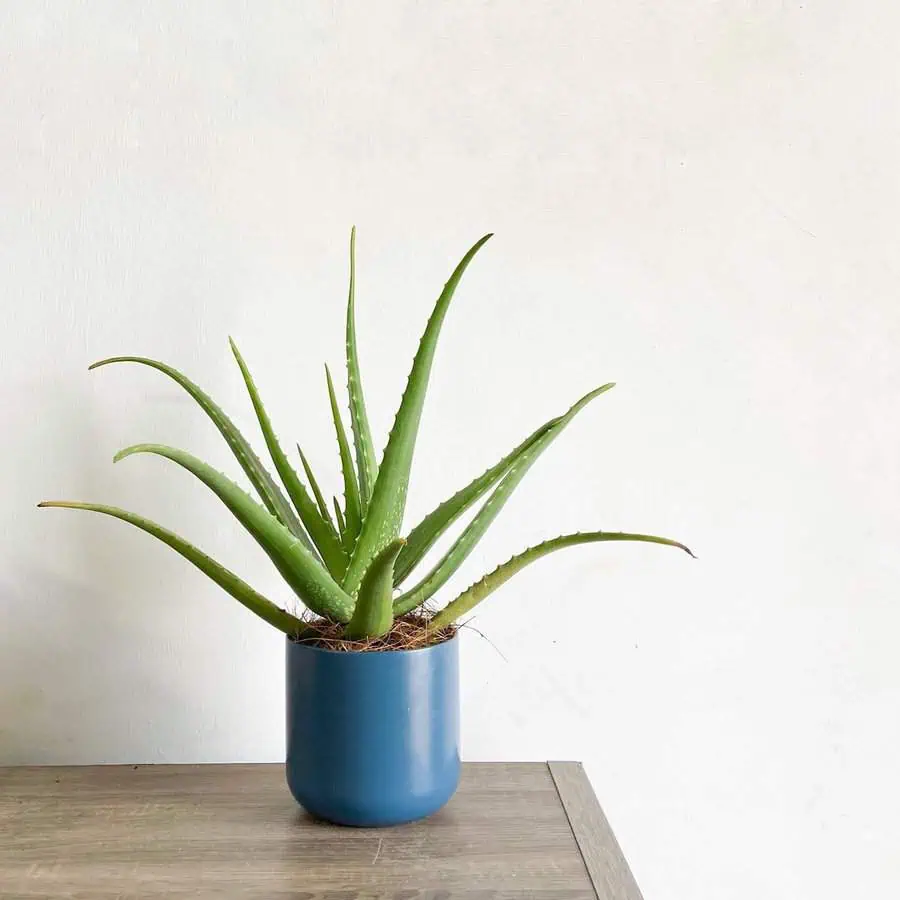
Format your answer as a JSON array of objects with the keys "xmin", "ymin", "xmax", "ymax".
[{"xmin": 292, "ymin": 614, "xmax": 456, "ymax": 652}]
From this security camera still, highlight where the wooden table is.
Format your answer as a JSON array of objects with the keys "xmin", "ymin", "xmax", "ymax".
[{"xmin": 1, "ymin": 761, "xmax": 642, "ymax": 899}]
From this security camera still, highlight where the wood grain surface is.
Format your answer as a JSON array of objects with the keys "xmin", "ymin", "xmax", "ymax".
[{"xmin": 0, "ymin": 761, "xmax": 639, "ymax": 899}]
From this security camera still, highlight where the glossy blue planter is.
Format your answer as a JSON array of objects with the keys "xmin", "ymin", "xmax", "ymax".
[{"xmin": 285, "ymin": 633, "xmax": 460, "ymax": 827}]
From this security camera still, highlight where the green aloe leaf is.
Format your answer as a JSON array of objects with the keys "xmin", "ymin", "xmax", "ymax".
[
  {"xmin": 394, "ymin": 417, "xmax": 561, "ymax": 587},
  {"xmin": 393, "ymin": 383, "xmax": 614, "ymax": 616},
  {"xmin": 114, "ymin": 443, "xmax": 355, "ymax": 622},
  {"xmin": 332, "ymin": 496, "xmax": 347, "ymax": 536},
  {"xmin": 297, "ymin": 444, "xmax": 336, "ymax": 532},
  {"xmin": 345, "ymin": 226, "xmax": 378, "ymax": 513},
  {"xmin": 343, "ymin": 233, "xmax": 493, "ymax": 597},
  {"xmin": 428, "ymin": 531, "xmax": 694, "ymax": 629},
  {"xmin": 89, "ymin": 356, "xmax": 313, "ymax": 551},
  {"xmin": 37, "ymin": 501, "xmax": 308, "ymax": 636},
  {"xmin": 325, "ymin": 365, "xmax": 362, "ymax": 551},
  {"xmin": 344, "ymin": 538, "xmax": 405, "ymax": 640},
  {"xmin": 228, "ymin": 338, "xmax": 347, "ymax": 579}
]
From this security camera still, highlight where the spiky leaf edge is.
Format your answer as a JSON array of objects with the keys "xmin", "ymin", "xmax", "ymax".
[
  {"xmin": 344, "ymin": 538, "xmax": 406, "ymax": 640},
  {"xmin": 89, "ymin": 356, "xmax": 315, "ymax": 554},
  {"xmin": 429, "ymin": 531, "xmax": 694, "ymax": 630},
  {"xmin": 345, "ymin": 226, "xmax": 379, "ymax": 513},
  {"xmin": 393, "ymin": 383, "xmax": 615, "ymax": 615},
  {"xmin": 393, "ymin": 418, "xmax": 560, "ymax": 586},
  {"xmin": 325, "ymin": 365, "xmax": 363, "ymax": 551},
  {"xmin": 37, "ymin": 501, "xmax": 307, "ymax": 636},
  {"xmin": 332, "ymin": 496, "xmax": 347, "ymax": 536},
  {"xmin": 343, "ymin": 234, "xmax": 493, "ymax": 596},
  {"xmin": 228, "ymin": 339, "xmax": 348, "ymax": 579},
  {"xmin": 115, "ymin": 443, "xmax": 354, "ymax": 622},
  {"xmin": 297, "ymin": 445, "xmax": 337, "ymax": 532}
]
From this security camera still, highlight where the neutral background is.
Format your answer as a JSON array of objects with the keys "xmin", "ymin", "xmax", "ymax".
[{"xmin": 2, "ymin": 3, "xmax": 898, "ymax": 898}]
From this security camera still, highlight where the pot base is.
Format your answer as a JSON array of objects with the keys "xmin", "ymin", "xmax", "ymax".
[{"xmin": 286, "ymin": 768, "xmax": 459, "ymax": 827}]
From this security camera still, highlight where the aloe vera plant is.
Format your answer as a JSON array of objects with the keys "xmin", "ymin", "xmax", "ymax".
[{"xmin": 39, "ymin": 231, "xmax": 692, "ymax": 641}]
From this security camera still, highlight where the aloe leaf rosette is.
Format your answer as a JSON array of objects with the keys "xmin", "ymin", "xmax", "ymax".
[{"xmin": 40, "ymin": 231, "xmax": 692, "ymax": 639}]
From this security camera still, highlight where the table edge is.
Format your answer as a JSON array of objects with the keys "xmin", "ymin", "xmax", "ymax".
[{"xmin": 548, "ymin": 761, "xmax": 644, "ymax": 900}]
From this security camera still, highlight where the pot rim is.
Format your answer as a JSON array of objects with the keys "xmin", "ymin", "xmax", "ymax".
[{"xmin": 286, "ymin": 629, "xmax": 458, "ymax": 658}]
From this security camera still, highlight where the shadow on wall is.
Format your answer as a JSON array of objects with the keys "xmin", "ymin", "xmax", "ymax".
[{"xmin": 0, "ymin": 391, "xmax": 195, "ymax": 766}]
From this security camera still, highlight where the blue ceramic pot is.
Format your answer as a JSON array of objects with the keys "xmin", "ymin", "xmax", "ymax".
[{"xmin": 285, "ymin": 633, "xmax": 460, "ymax": 827}]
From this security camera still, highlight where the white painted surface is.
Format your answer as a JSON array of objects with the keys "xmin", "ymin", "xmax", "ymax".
[{"xmin": 1, "ymin": 3, "xmax": 898, "ymax": 897}]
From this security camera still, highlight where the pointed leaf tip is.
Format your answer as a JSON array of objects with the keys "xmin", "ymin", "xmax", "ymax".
[
  {"xmin": 35, "ymin": 499, "xmax": 307, "ymax": 635},
  {"xmin": 342, "ymin": 231, "xmax": 494, "ymax": 596},
  {"xmin": 110, "ymin": 442, "xmax": 355, "ymax": 621},
  {"xmin": 228, "ymin": 339, "xmax": 344, "ymax": 568},
  {"xmin": 82, "ymin": 354, "xmax": 310, "ymax": 543},
  {"xmin": 344, "ymin": 230, "xmax": 379, "ymax": 514},
  {"xmin": 428, "ymin": 529, "xmax": 693, "ymax": 629},
  {"xmin": 112, "ymin": 445, "xmax": 141, "ymax": 464},
  {"xmin": 392, "ymin": 382, "xmax": 618, "ymax": 613}
]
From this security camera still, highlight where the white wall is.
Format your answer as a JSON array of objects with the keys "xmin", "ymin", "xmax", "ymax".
[{"xmin": 2, "ymin": 2, "xmax": 898, "ymax": 897}]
